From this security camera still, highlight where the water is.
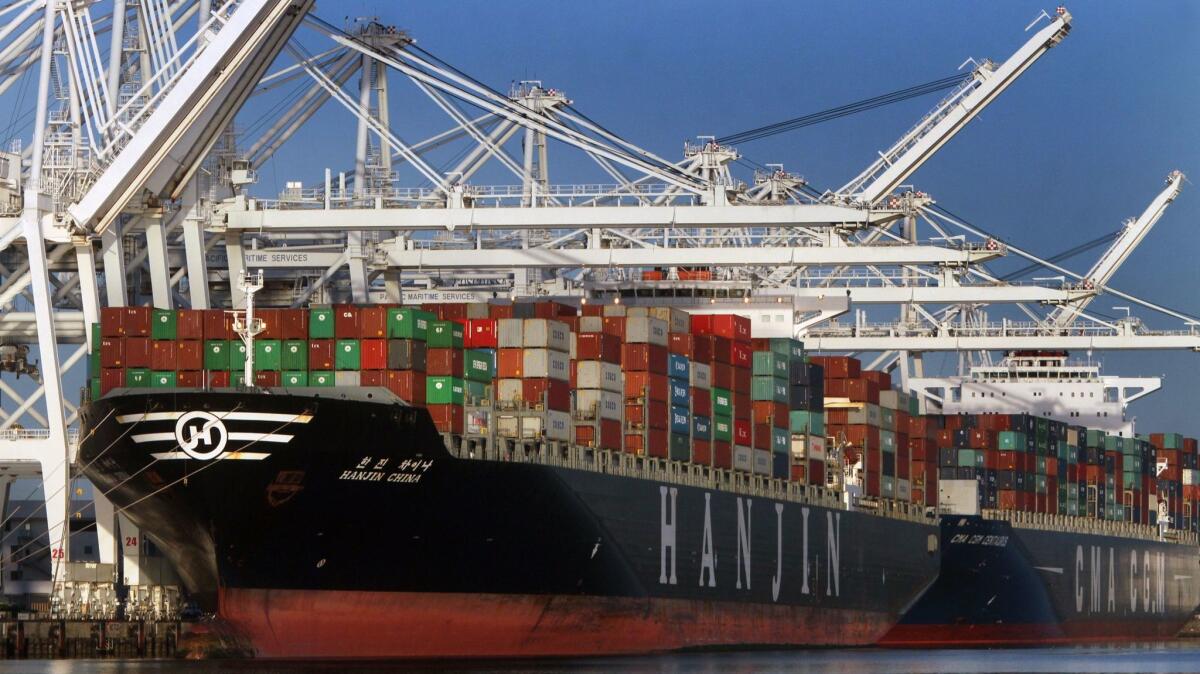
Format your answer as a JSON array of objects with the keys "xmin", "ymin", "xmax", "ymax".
[{"xmin": 5, "ymin": 644, "xmax": 1200, "ymax": 674}]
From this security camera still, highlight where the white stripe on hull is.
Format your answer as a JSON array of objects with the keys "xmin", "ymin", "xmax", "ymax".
[{"xmin": 117, "ymin": 412, "xmax": 313, "ymax": 424}]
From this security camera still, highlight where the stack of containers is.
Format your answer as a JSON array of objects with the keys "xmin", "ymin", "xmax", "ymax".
[
  {"xmin": 622, "ymin": 313, "xmax": 670, "ymax": 458},
  {"xmin": 879, "ymin": 388, "xmax": 912, "ymax": 502},
  {"xmin": 787, "ymin": 359, "xmax": 826, "ymax": 485},
  {"xmin": 908, "ymin": 411, "xmax": 942, "ymax": 506},
  {"xmin": 692, "ymin": 314, "xmax": 753, "ymax": 472},
  {"xmin": 425, "ymin": 318, "xmax": 466, "ymax": 434},
  {"xmin": 817, "ymin": 356, "xmax": 882, "ymax": 493},
  {"xmin": 98, "ymin": 307, "xmax": 151, "ymax": 394},
  {"xmin": 750, "ymin": 338, "xmax": 803, "ymax": 481},
  {"xmin": 495, "ymin": 318, "xmax": 571, "ymax": 442},
  {"xmin": 381, "ymin": 307, "xmax": 432, "ymax": 403},
  {"xmin": 668, "ymin": 322, "xmax": 714, "ymax": 466},
  {"xmin": 574, "ymin": 325, "xmax": 623, "ymax": 451},
  {"xmin": 462, "ymin": 313, "xmax": 498, "ymax": 436},
  {"xmin": 202, "ymin": 308, "xmax": 234, "ymax": 388}
]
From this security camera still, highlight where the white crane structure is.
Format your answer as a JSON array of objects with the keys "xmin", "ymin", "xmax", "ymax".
[{"xmin": 0, "ymin": 1, "xmax": 1192, "ymax": 614}]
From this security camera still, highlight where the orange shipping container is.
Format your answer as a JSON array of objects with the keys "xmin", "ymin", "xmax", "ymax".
[{"xmin": 497, "ymin": 349, "xmax": 525, "ymax": 378}]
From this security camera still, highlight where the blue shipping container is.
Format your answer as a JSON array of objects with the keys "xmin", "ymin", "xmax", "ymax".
[
  {"xmin": 692, "ymin": 415, "xmax": 712, "ymax": 440},
  {"xmin": 670, "ymin": 379, "xmax": 690, "ymax": 407},
  {"xmin": 668, "ymin": 353, "xmax": 689, "ymax": 381},
  {"xmin": 670, "ymin": 406, "xmax": 691, "ymax": 435}
]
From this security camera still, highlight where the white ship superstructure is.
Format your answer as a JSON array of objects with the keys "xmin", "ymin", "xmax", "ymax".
[{"xmin": 908, "ymin": 351, "xmax": 1158, "ymax": 436}]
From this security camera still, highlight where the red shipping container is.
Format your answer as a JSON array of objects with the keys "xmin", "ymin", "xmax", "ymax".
[
  {"xmin": 334, "ymin": 305, "xmax": 360, "ymax": 338},
  {"xmin": 385, "ymin": 370, "xmax": 426, "ymax": 404},
  {"xmin": 691, "ymin": 314, "xmax": 750, "ymax": 342},
  {"xmin": 577, "ymin": 332, "xmax": 621, "ymax": 363},
  {"xmin": 625, "ymin": 372, "xmax": 668, "ymax": 401},
  {"xmin": 685, "ymin": 390, "xmax": 708, "ymax": 417},
  {"xmin": 844, "ymin": 424, "xmax": 881, "ymax": 449},
  {"xmin": 438, "ymin": 303, "xmax": 468, "ymax": 322},
  {"xmin": 465, "ymin": 319, "xmax": 498, "ymax": 349},
  {"xmin": 692, "ymin": 335, "xmax": 714, "ymax": 364},
  {"xmin": 176, "ymin": 341, "xmax": 203, "ymax": 371},
  {"xmin": 100, "ymin": 307, "xmax": 124, "ymax": 337},
  {"xmin": 203, "ymin": 309, "xmax": 233, "ymax": 340},
  {"xmin": 100, "ymin": 368, "xmax": 124, "ymax": 395},
  {"xmin": 497, "ymin": 349, "xmax": 524, "ymax": 378},
  {"xmin": 711, "ymin": 336, "xmax": 732, "ymax": 365},
  {"xmin": 175, "ymin": 310, "xmax": 203, "ymax": 340},
  {"xmin": 860, "ymin": 369, "xmax": 891, "ymax": 390},
  {"xmin": 428, "ymin": 404, "xmax": 464, "ymax": 434},
  {"xmin": 125, "ymin": 338, "xmax": 150, "ymax": 368},
  {"xmin": 974, "ymin": 414, "xmax": 1011, "ymax": 432},
  {"xmin": 692, "ymin": 439, "xmax": 712, "ymax": 465},
  {"xmin": 579, "ymin": 303, "xmax": 602, "ymax": 317},
  {"xmin": 897, "ymin": 455, "xmax": 911, "ymax": 479},
  {"xmin": 865, "ymin": 471, "xmax": 880, "ymax": 496},
  {"xmin": 425, "ymin": 348, "xmax": 463, "ymax": 376},
  {"xmin": 733, "ymin": 393, "xmax": 752, "ymax": 421},
  {"xmin": 729, "ymin": 342, "xmax": 751, "ymax": 369},
  {"xmin": 711, "ymin": 363, "xmax": 733, "ymax": 390},
  {"xmin": 732, "ymin": 367, "xmax": 751, "ymax": 393},
  {"xmin": 360, "ymin": 370, "xmax": 385, "ymax": 387},
  {"xmin": 575, "ymin": 419, "xmax": 621, "ymax": 450},
  {"xmin": 713, "ymin": 440, "xmax": 733, "ymax": 469},
  {"xmin": 257, "ymin": 309, "xmax": 281, "ymax": 340},
  {"xmin": 360, "ymin": 307, "xmax": 387, "ymax": 339},
  {"xmin": 150, "ymin": 341, "xmax": 177, "ymax": 370},
  {"xmin": 734, "ymin": 419, "xmax": 751, "ymax": 446},
  {"xmin": 306, "ymin": 340, "xmax": 334, "ymax": 370},
  {"xmin": 176, "ymin": 370, "xmax": 202, "ymax": 387},
  {"xmin": 808, "ymin": 460, "xmax": 826, "ymax": 487},
  {"xmin": 668, "ymin": 333, "xmax": 693, "ymax": 357},
  {"xmin": 100, "ymin": 338, "xmax": 124, "ymax": 368},
  {"xmin": 523, "ymin": 378, "xmax": 570, "ymax": 412},
  {"xmin": 825, "ymin": 378, "xmax": 879, "ymax": 404},
  {"xmin": 625, "ymin": 429, "xmax": 668, "ymax": 458},
  {"xmin": 622, "ymin": 344, "xmax": 667, "ymax": 374},
  {"xmin": 790, "ymin": 464, "xmax": 808, "ymax": 483},
  {"xmin": 281, "ymin": 309, "xmax": 309, "ymax": 340},
  {"xmin": 207, "ymin": 370, "xmax": 230, "ymax": 388},
  {"xmin": 255, "ymin": 371, "xmax": 280, "ymax": 387},
  {"xmin": 752, "ymin": 423, "xmax": 771, "ymax": 450},
  {"xmin": 357, "ymin": 339, "xmax": 387, "ymax": 371},
  {"xmin": 827, "ymin": 409, "xmax": 849, "ymax": 425},
  {"xmin": 601, "ymin": 317, "xmax": 626, "ymax": 338},
  {"xmin": 809, "ymin": 356, "xmax": 860, "ymax": 379},
  {"xmin": 489, "ymin": 302, "xmax": 515, "ymax": 319},
  {"xmin": 122, "ymin": 307, "xmax": 151, "ymax": 337},
  {"xmin": 626, "ymin": 401, "xmax": 668, "ymax": 429}
]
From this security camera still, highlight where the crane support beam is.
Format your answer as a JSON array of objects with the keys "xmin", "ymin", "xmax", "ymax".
[
  {"xmin": 839, "ymin": 8, "xmax": 1072, "ymax": 205},
  {"xmin": 802, "ymin": 334, "xmax": 1200, "ymax": 352},
  {"xmin": 798, "ymin": 285, "xmax": 1084, "ymax": 304},
  {"xmin": 222, "ymin": 203, "xmax": 898, "ymax": 231},
  {"xmin": 1048, "ymin": 171, "xmax": 1185, "ymax": 327}
]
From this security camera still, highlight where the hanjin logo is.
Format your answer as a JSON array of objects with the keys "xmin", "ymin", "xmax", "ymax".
[{"xmin": 175, "ymin": 411, "xmax": 228, "ymax": 460}]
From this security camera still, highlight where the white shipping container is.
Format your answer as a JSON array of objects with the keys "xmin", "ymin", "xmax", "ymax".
[
  {"xmin": 496, "ymin": 378, "xmax": 523, "ymax": 402},
  {"xmin": 791, "ymin": 434, "xmax": 827, "ymax": 460},
  {"xmin": 466, "ymin": 410, "xmax": 490, "ymax": 435},
  {"xmin": 576, "ymin": 389, "xmax": 622, "ymax": 420},
  {"xmin": 602, "ymin": 304, "xmax": 627, "ymax": 317},
  {"xmin": 690, "ymin": 363, "xmax": 712, "ymax": 390},
  {"xmin": 648, "ymin": 306, "xmax": 690, "ymax": 334},
  {"xmin": 521, "ymin": 411, "xmax": 571, "ymax": 441},
  {"xmin": 1184, "ymin": 469, "xmax": 1197, "ymax": 486},
  {"xmin": 523, "ymin": 349, "xmax": 571, "ymax": 381},
  {"xmin": 496, "ymin": 414, "xmax": 520, "ymax": 438},
  {"xmin": 576, "ymin": 361, "xmax": 623, "ymax": 392},
  {"xmin": 897, "ymin": 479, "xmax": 911, "ymax": 501},
  {"xmin": 497, "ymin": 318, "xmax": 524, "ymax": 348},
  {"xmin": 626, "ymin": 307, "xmax": 648, "ymax": 317},
  {"xmin": 569, "ymin": 332, "xmax": 577, "ymax": 360},
  {"xmin": 579, "ymin": 316, "xmax": 604, "ymax": 333},
  {"xmin": 753, "ymin": 449, "xmax": 772, "ymax": 476},
  {"xmin": 335, "ymin": 371, "xmax": 360, "ymax": 387},
  {"xmin": 848, "ymin": 403, "xmax": 881, "ymax": 426},
  {"xmin": 522, "ymin": 319, "xmax": 571, "ymax": 352},
  {"xmin": 809, "ymin": 435, "xmax": 827, "ymax": 459},
  {"xmin": 624, "ymin": 316, "xmax": 669, "ymax": 346},
  {"xmin": 733, "ymin": 445, "xmax": 754, "ymax": 472},
  {"xmin": 465, "ymin": 303, "xmax": 490, "ymax": 319},
  {"xmin": 878, "ymin": 390, "xmax": 901, "ymax": 410}
]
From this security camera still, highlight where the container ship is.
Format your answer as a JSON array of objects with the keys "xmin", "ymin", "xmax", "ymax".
[{"xmin": 76, "ymin": 299, "xmax": 1199, "ymax": 658}]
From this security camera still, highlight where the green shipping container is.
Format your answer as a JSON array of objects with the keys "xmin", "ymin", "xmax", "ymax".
[
  {"xmin": 464, "ymin": 349, "xmax": 496, "ymax": 382},
  {"xmin": 427, "ymin": 320, "xmax": 464, "ymax": 348},
  {"xmin": 254, "ymin": 340, "xmax": 282, "ymax": 371},
  {"xmin": 309, "ymin": 307, "xmax": 335, "ymax": 338},
  {"xmin": 335, "ymin": 339, "xmax": 361, "ymax": 370},
  {"xmin": 309, "ymin": 371, "xmax": 335, "ymax": 387},
  {"xmin": 386, "ymin": 308, "xmax": 433, "ymax": 340},
  {"xmin": 230, "ymin": 371, "xmax": 248, "ymax": 388},
  {"xmin": 231, "ymin": 342, "xmax": 247, "ymax": 371},
  {"xmin": 751, "ymin": 351, "xmax": 789, "ymax": 378},
  {"xmin": 998, "ymin": 431, "xmax": 1025, "ymax": 451},
  {"xmin": 205, "ymin": 340, "xmax": 230, "ymax": 370},
  {"xmin": 426, "ymin": 376, "xmax": 464, "ymax": 405},
  {"xmin": 713, "ymin": 415, "xmax": 733, "ymax": 442},
  {"xmin": 1086, "ymin": 429, "xmax": 1105, "ymax": 448},
  {"xmin": 669, "ymin": 433, "xmax": 691, "ymax": 462},
  {"xmin": 957, "ymin": 449, "xmax": 983, "ymax": 468},
  {"xmin": 750, "ymin": 376, "xmax": 788, "ymax": 403},
  {"xmin": 772, "ymin": 427, "xmax": 789, "ymax": 455},
  {"xmin": 89, "ymin": 378, "xmax": 102, "ymax": 400},
  {"xmin": 282, "ymin": 371, "xmax": 308, "ymax": 387},
  {"xmin": 151, "ymin": 308, "xmax": 176, "ymax": 339},
  {"xmin": 711, "ymin": 388, "xmax": 733, "ymax": 417},
  {"xmin": 282, "ymin": 340, "xmax": 308, "ymax": 371},
  {"xmin": 150, "ymin": 371, "xmax": 176, "ymax": 388},
  {"xmin": 89, "ymin": 324, "xmax": 101, "ymax": 377},
  {"xmin": 464, "ymin": 380, "xmax": 490, "ymax": 403},
  {"xmin": 125, "ymin": 368, "xmax": 151, "ymax": 387},
  {"xmin": 789, "ymin": 410, "xmax": 825, "ymax": 436}
]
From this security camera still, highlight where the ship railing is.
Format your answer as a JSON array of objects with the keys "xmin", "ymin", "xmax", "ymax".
[{"xmin": 984, "ymin": 508, "xmax": 1198, "ymax": 545}]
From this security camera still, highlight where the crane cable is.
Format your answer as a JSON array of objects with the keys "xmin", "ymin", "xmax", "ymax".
[{"xmin": 717, "ymin": 73, "xmax": 970, "ymax": 146}]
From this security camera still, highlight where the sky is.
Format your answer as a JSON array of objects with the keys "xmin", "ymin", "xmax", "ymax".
[{"xmin": 243, "ymin": 1, "xmax": 1200, "ymax": 434}]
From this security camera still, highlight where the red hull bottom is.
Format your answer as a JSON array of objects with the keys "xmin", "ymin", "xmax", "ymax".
[
  {"xmin": 880, "ymin": 621, "xmax": 1184, "ymax": 648},
  {"xmin": 220, "ymin": 588, "xmax": 894, "ymax": 659}
]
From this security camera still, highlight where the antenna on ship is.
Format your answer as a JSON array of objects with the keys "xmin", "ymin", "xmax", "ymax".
[{"xmin": 232, "ymin": 270, "xmax": 266, "ymax": 389}]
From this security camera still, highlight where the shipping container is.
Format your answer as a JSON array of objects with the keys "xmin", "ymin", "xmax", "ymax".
[
  {"xmin": 335, "ymin": 339, "xmax": 361, "ymax": 370},
  {"xmin": 309, "ymin": 307, "xmax": 335, "ymax": 338}
]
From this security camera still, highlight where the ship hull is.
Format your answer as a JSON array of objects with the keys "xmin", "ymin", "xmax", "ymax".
[
  {"xmin": 881, "ymin": 515, "xmax": 1200, "ymax": 646},
  {"xmin": 79, "ymin": 390, "xmax": 939, "ymax": 659}
]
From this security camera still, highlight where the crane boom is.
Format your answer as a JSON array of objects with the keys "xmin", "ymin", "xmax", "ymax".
[
  {"xmin": 1049, "ymin": 170, "xmax": 1185, "ymax": 327},
  {"xmin": 838, "ymin": 7, "xmax": 1072, "ymax": 206}
]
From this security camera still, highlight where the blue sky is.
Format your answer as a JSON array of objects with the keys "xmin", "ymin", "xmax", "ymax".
[{"xmin": 249, "ymin": 1, "xmax": 1200, "ymax": 433}]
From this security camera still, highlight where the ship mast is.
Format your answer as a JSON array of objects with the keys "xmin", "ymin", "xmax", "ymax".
[{"xmin": 232, "ymin": 270, "xmax": 266, "ymax": 388}]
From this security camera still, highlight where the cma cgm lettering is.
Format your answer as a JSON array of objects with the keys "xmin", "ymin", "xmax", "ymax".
[{"xmin": 1073, "ymin": 544, "xmax": 1167, "ymax": 615}]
